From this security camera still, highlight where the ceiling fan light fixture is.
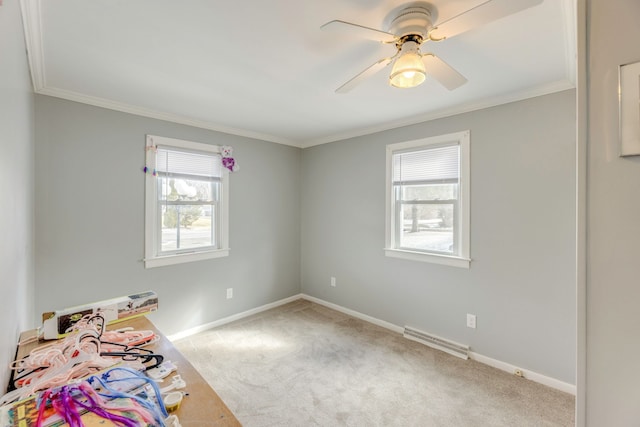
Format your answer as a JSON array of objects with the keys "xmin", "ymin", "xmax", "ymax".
[{"xmin": 389, "ymin": 41, "xmax": 426, "ymax": 89}]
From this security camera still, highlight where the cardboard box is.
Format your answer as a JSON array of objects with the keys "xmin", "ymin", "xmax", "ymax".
[{"xmin": 41, "ymin": 291, "xmax": 158, "ymax": 340}]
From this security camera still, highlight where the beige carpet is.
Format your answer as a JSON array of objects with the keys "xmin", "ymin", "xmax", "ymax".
[{"xmin": 174, "ymin": 299, "xmax": 575, "ymax": 426}]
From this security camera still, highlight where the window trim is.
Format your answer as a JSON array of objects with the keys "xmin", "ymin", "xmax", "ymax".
[
  {"xmin": 385, "ymin": 131, "xmax": 470, "ymax": 268},
  {"xmin": 144, "ymin": 135, "xmax": 229, "ymax": 268}
]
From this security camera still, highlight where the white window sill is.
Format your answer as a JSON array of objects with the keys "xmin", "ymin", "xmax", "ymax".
[
  {"xmin": 384, "ymin": 248, "xmax": 470, "ymax": 269},
  {"xmin": 144, "ymin": 248, "xmax": 230, "ymax": 269}
]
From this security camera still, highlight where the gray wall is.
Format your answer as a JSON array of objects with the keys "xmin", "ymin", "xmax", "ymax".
[
  {"xmin": 17, "ymin": 0, "xmax": 640, "ymax": 415},
  {"xmin": 0, "ymin": 0, "xmax": 35, "ymax": 390},
  {"xmin": 586, "ymin": 0, "xmax": 640, "ymax": 423},
  {"xmin": 301, "ymin": 90, "xmax": 577, "ymax": 384},
  {"xmin": 34, "ymin": 96, "xmax": 301, "ymax": 336}
]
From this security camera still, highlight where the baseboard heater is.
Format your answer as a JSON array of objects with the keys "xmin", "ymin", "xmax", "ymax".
[{"xmin": 403, "ymin": 326, "xmax": 469, "ymax": 360}]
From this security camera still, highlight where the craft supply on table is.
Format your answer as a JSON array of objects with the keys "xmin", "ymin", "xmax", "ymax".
[
  {"xmin": 3, "ymin": 313, "xmax": 164, "ymax": 407},
  {"xmin": 163, "ymin": 391, "xmax": 184, "ymax": 413},
  {"xmin": 4, "ymin": 312, "xmax": 241, "ymax": 426}
]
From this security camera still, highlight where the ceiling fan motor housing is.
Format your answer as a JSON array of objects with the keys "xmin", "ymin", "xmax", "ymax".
[{"xmin": 388, "ymin": 6, "xmax": 433, "ymax": 40}]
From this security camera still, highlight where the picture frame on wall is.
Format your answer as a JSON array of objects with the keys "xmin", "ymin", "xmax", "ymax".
[{"xmin": 619, "ymin": 60, "xmax": 640, "ymax": 156}]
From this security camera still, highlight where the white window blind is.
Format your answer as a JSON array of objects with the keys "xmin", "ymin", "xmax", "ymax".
[
  {"xmin": 156, "ymin": 146, "xmax": 222, "ymax": 181},
  {"xmin": 145, "ymin": 135, "xmax": 229, "ymax": 268},
  {"xmin": 385, "ymin": 131, "xmax": 470, "ymax": 268},
  {"xmin": 392, "ymin": 144, "xmax": 459, "ymax": 185}
]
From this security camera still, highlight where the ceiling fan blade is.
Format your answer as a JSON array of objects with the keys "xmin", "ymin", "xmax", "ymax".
[
  {"xmin": 423, "ymin": 54, "xmax": 467, "ymax": 90},
  {"xmin": 321, "ymin": 20, "xmax": 397, "ymax": 43},
  {"xmin": 335, "ymin": 56, "xmax": 395, "ymax": 93},
  {"xmin": 429, "ymin": 0, "xmax": 543, "ymax": 41}
]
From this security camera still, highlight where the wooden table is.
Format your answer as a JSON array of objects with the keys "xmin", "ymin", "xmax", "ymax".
[{"xmin": 14, "ymin": 317, "xmax": 241, "ymax": 426}]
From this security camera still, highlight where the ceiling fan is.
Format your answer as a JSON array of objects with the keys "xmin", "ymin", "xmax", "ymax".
[{"xmin": 321, "ymin": 0, "xmax": 543, "ymax": 93}]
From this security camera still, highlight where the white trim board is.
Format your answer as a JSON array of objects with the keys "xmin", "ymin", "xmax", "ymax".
[
  {"xmin": 299, "ymin": 80, "xmax": 575, "ymax": 147},
  {"xmin": 36, "ymin": 86, "xmax": 297, "ymax": 147},
  {"xmin": 166, "ymin": 294, "xmax": 302, "ymax": 341},
  {"xmin": 20, "ymin": 0, "xmax": 575, "ymax": 150},
  {"xmin": 19, "ymin": 0, "xmax": 296, "ymax": 148},
  {"xmin": 301, "ymin": 294, "xmax": 404, "ymax": 334},
  {"xmin": 168, "ymin": 293, "xmax": 575, "ymax": 396},
  {"xmin": 303, "ymin": 294, "xmax": 576, "ymax": 396},
  {"xmin": 468, "ymin": 352, "xmax": 576, "ymax": 396}
]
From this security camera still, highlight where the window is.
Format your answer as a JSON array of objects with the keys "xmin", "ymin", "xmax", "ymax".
[
  {"xmin": 144, "ymin": 135, "xmax": 229, "ymax": 268},
  {"xmin": 385, "ymin": 131, "xmax": 470, "ymax": 268}
]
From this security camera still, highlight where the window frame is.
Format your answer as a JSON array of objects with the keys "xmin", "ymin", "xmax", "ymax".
[
  {"xmin": 144, "ymin": 135, "xmax": 229, "ymax": 268},
  {"xmin": 385, "ymin": 131, "xmax": 470, "ymax": 268}
]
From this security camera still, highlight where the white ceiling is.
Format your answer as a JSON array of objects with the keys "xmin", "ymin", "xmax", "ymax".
[{"xmin": 21, "ymin": 0, "xmax": 575, "ymax": 148}]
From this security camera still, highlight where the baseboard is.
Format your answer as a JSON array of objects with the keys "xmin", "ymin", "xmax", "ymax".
[
  {"xmin": 301, "ymin": 294, "xmax": 404, "ymax": 334},
  {"xmin": 468, "ymin": 352, "xmax": 576, "ymax": 396},
  {"xmin": 300, "ymin": 294, "xmax": 576, "ymax": 396},
  {"xmin": 166, "ymin": 293, "xmax": 303, "ymax": 341},
  {"xmin": 167, "ymin": 293, "xmax": 576, "ymax": 396}
]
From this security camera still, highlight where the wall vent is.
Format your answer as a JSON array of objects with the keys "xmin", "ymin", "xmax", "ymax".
[{"xmin": 403, "ymin": 326, "xmax": 469, "ymax": 360}]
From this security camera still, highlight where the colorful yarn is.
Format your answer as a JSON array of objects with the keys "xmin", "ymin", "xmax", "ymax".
[
  {"xmin": 34, "ymin": 370, "xmax": 167, "ymax": 427},
  {"xmin": 89, "ymin": 366, "xmax": 169, "ymax": 420},
  {"xmin": 74, "ymin": 384, "xmax": 145, "ymax": 427}
]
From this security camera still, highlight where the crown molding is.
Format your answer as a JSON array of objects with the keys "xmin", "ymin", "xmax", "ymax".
[
  {"xmin": 36, "ymin": 86, "xmax": 300, "ymax": 147},
  {"xmin": 561, "ymin": 0, "xmax": 577, "ymax": 86},
  {"xmin": 19, "ymin": 0, "xmax": 576, "ymax": 150},
  {"xmin": 300, "ymin": 79, "xmax": 576, "ymax": 148},
  {"xmin": 34, "ymin": 80, "xmax": 576, "ymax": 150},
  {"xmin": 19, "ymin": 0, "xmax": 299, "ymax": 147},
  {"xmin": 20, "ymin": 0, "xmax": 45, "ymax": 91}
]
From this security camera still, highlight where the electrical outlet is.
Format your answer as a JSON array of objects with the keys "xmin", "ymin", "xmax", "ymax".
[
  {"xmin": 466, "ymin": 313, "xmax": 476, "ymax": 329},
  {"xmin": 226, "ymin": 288, "xmax": 233, "ymax": 299},
  {"xmin": 330, "ymin": 277, "xmax": 336, "ymax": 287}
]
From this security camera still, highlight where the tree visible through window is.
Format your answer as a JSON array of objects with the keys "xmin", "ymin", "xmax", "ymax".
[
  {"xmin": 156, "ymin": 147, "xmax": 219, "ymax": 253},
  {"xmin": 385, "ymin": 131, "xmax": 470, "ymax": 268},
  {"xmin": 145, "ymin": 135, "xmax": 229, "ymax": 268}
]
